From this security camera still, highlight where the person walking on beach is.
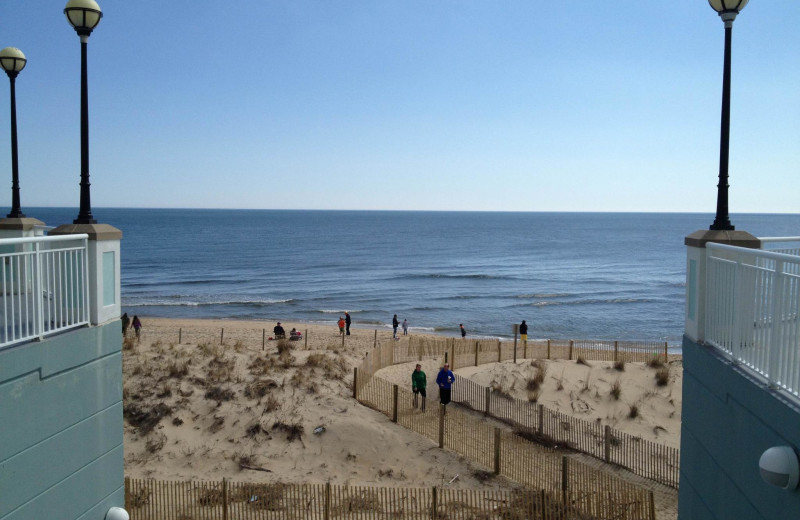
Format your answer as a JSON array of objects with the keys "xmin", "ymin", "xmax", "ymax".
[
  {"xmin": 121, "ymin": 313, "xmax": 130, "ymax": 337},
  {"xmin": 402, "ymin": 318, "xmax": 408, "ymax": 336},
  {"xmin": 345, "ymin": 311, "xmax": 351, "ymax": 336},
  {"xmin": 392, "ymin": 314, "xmax": 400, "ymax": 340},
  {"xmin": 460, "ymin": 323, "xmax": 466, "ymax": 339},
  {"xmin": 337, "ymin": 316, "xmax": 345, "ymax": 335},
  {"xmin": 520, "ymin": 320, "xmax": 528, "ymax": 347},
  {"xmin": 411, "ymin": 364, "xmax": 427, "ymax": 411},
  {"xmin": 436, "ymin": 363, "xmax": 455, "ymax": 410},
  {"xmin": 132, "ymin": 316, "xmax": 142, "ymax": 342}
]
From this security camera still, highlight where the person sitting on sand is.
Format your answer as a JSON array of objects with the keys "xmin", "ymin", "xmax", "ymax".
[
  {"xmin": 436, "ymin": 363, "xmax": 455, "ymax": 411},
  {"xmin": 412, "ymin": 364, "xmax": 427, "ymax": 411},
  {"xmin": 290, "ymin": 328, "xmax": 302, "ymax": 341},
  {"xmin": 273, "ymin": 322, "xmax": 285, "ymax": 339}
]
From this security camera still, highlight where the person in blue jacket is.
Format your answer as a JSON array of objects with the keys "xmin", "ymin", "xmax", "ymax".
[{"xmin": 436, "ymin": 363, "xmax": 455, "ymax": 409}]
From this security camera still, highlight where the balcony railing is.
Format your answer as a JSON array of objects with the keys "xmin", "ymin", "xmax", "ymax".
[
  {"xmin": 0, "ymin": 234, "xmax": 89, "ymax": 350},
  {"xmin": 705, "ymin": 238, "xmax": 800, "ymax": 400}
]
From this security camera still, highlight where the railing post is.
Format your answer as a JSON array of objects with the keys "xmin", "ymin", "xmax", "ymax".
[
  {"xmin": 604, "ymin": 425, "xmax": 611, "ymax": 462},
  {"xmin": 304, "ymin": 329, "xmax": 308, "ymax": 348},
  {"xmin": 485, "ymin": 387, "xmax": 491, "ymax": 416},
  {"xmin": 767, "ymin": 260, "xmax": 786, "ymax": 386},
  {"xmin": 497, "ymin": 339, "xmax": 502, "ymax": 362},
  {"xmin": 392, "ymin": 384, "xmax": 399, "ymax": 422},
  {"xmin": 649, "ymin": 490, "xmax": 657, "ymax": 520},
  {"xmin": 561, "ymin": 456, "xmax": 568, "ymax": 503},
  {"xmin": 374, "ymin": 329, "xmax": 378, "ymax": 350},
  {"xmin": 664, "ymin": 342, "xmax": 668, "ymax": 361},
  {"xmin": 324, "ymin": 482, "xmax": 331, "ymax": 520},
  {"xmin": 353, "ymin": 367, "xmax": 358, "ymax": 399},
  {"xmin": 220, "ymin": 328, "xmax": 224, "ymax": 344},
  {"xmin": 474, "ymin": 341, "xmax": 479, "ymax": 366},
  {"xmin": 614, "ymin": 341, "xmax": 618, "ymax": 362},
  {"xmin": 431, "ymin": 487, "xmax": 438, "ymax": 519},
  {"xmin": 513, "ymin": 336, "xmax": 517, "ymax": 364},
  {"xmin": 450, "ymin": 343, "xmax": 455, "ymax": 369},
  {"xmin": 494, "ymin": 427, "xmax": 501, "ymax": 475},
  {"xmin": 178, "ymin": 327, "xmax": 182, "ymax": 344},
  {"xmin": 33, "ymin": 240, "xmax": 44, "ymax": 339},
  {"xmin": 547, "ymin": 339, "xmax": 551, "ymax": 359},
  {"xmin": 568, "ymin": 340, "xmax": 573, "ymax": 360},
  {"xmin": 262, "ymin": 329, "xmax": 265, "ymax": 350}
]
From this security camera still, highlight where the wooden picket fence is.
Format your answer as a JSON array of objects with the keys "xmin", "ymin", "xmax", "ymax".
[
  {"xmin": 125, "ymin": 477, "xmax": 654, "ymax": 519},
  {"xmin": 354, "ymin": 343, "xmax": 657, "ymax": 519},
  {"xmin": 360, "ymin": 337, "xmax": 679, "ymax": 488}
]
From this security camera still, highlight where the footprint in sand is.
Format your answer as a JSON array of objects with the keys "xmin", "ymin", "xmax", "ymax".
[{"xmin": 571, "ymin": 399, "xmax": 592, "ymax": 414}]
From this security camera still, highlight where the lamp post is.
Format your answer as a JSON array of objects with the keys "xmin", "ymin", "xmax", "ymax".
[
  {"xmin": 64, "ymin": 0, "xmax": 102, "ymax": 225},
  {"xmin": 0, "ymin": 47, "xmax": 26, "ymax": 219},
  {"xmin": 707, "ymin": 0, "xmax": 748, "ymax": 231}
]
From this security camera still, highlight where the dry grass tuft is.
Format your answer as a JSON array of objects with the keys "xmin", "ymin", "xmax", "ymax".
[
  {"xmin": 655, "ymin": 366, "xmax": 670, "ymax": 386},
  {"xmin": 490, "ymin": 381, "xmax": 513, "ymax": 400},
  {"xmin": 628, "ymin": 403, "xmax": 639, "ymax": 419},
  {"xmin": 123, "ymin": 336, "xmax": 136, "ymax": 351},
  {"xmin": 205, "ymin": 385, "xmax": 236, "ymax": 402},
  {"xmin": 610, "ymin": 380, "xmax": 622, "ymax": 400},
  {"xmin": 272, "ymin": 421, "xmax": 304, "ymax": 442},
  {"xmin": 145, "ymin": 433, "xmax": 167, "ymax": 453},
  {"xmin": 576, "ymin": 356, "xmax": 591, "ymax": 366},
  {"xmin": 244, "ymin": 379, "xmax": 278, "ymax": 399},
  {"xmin": 124, "ymin": 402, "xmax": 173, "ymax": 434},
  {"xmin": 167, "ymin": 360, "xmax": 190, "ymax": 379},
  {"xmin": 613, "ymin": 359, "xmax": 626, "ymax": 371},
  {"xmin": 647, "ymin": 356, "xmax": 665, "ymax": 368}
]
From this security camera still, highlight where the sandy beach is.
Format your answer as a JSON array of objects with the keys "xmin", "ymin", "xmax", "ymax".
[{"xmin": 123, "ymin": 316, "xmax": 679, "ymax": 518}]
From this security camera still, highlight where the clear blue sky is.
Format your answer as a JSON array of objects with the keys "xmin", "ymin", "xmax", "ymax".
[{"xmin": 1, "ymin": 1, "xmax": 798, "ymax": 213}]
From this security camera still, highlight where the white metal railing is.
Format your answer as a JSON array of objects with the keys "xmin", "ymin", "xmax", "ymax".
[
  {"xmin": 0, "ymin": 234, "xmax": 90, "ymax": 350},
  {"xmin": 705, "ymin": 238, "xmax": 800, "ymax": 400}
]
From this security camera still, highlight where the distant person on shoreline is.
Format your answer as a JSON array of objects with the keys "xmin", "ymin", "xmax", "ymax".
[
  {"xmin": 132, "ymin": 316, "xmax": 142, "ymax": 342},
  {"xmin": 338, "ymin": 316, "xmax": 346, "ymax": 335},
  {"xmin": 121, "ymin": 313, "xmax": 130, "ymax": 337},
  {"xmin": 402, "ymin": 318, "xmax": 408, "ymax": 336},
  {"xmin": 273, "ymin": 322, "xmax": 285, "ymax": 339},
  {"xmin": 460, "ymin": 324, "xmax": 466, "ymax": 339},
  {"xmin": 436, "ymin": 363, "xmax": 455, "ymax": 410},
  {"xmin": 392, "ymin": 314, "xmax": 399, "ymax": 340},
  {"xmin": 411, "ymin": 363, "xmax": 427, "ymax": 411},
  {"xmin": 520, "ymin": 320, "xmax": 528, "ymax": 346},
  {"xmin": 345, "ymin": 311, "xmax": 351, "ymax": 336}
]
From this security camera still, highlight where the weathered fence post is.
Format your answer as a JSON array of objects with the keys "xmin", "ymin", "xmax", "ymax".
[
  {"xmin": 613, "ymin": 341, "xmax": 618, "ymax": 362},
  {"xmin": 342, "ymin": 329, "xmax": 345, "ymax": 348},
  {"xmin": 438, "ymin": 405, "xmax": 445, "ymax": 448},
  {"xmin": 450, "ymin": 343, "xmax": 455, "ymax": 369},
  {"xmin": 178, "ymin": 328, "xmax": 182, "ymax": 344},
  {"xmin": 444, "ymin": 351, "xmax": 448, "ymax": 365},
  {"xmin": 374, "ymin": 329, "xmax": 378, "ymax": 350},
  {"xmin": 392, "ymin": 385, "xmax": 399, "ymax": 423},
  {"xmin": 494, "ymin": 428, "xmax": 501, "ymax": 475},
  {"xmin": 664, "ymin": 342, "xmax": 669, "ymax": 361},
  {"xmin": 547, "ymin": 339, "xmax": 551, "ymax": 359},
  {"xmin": 124, "ymin": 477, "xmax": 131, "ymax": 513},
  {"xmin": 649, "ymin": 490, "xmax": 656, "ymax": 520},
  {"xmin": 353, "ymin": 368, "xmax": 358, "ymax": 399},
  {"xmin": 561, "ymin": 457, "xmax": 568, "ymax": 504},
  {"xmin": 513, "ymin": 338, "xmax": 517, "ymax": 364},
  {"xmin": 537, "ymin": 404, "xmax": 544, "ymax": 435},
  {"xmin": 474, "ymin": 341, "xmax": 479, "ymax": 366},
  {"xmin": 485, "ymin": 387, "xmax": 491, "ymax": 417},
  {"xmin": 324, "ymin": 482, "xmax": 331, "ymax": 520},
  {"xmin": 497, "ymin": 339, "xmax": 502, "ymax": 362},
  {"xmin": 604, "ymin": 425, "xmax": 611, "ymax": 462},
  {"xmin": 222, "ymin": 478, "xmax": 229, "ymax": 520},
  {"xmin": 262, "ymin": 329, "xmax": 265, "ymax": 351},
  {"xmin": 304, "ymin": 329, "xmax": 308, "ymax": 349},
  {"xmin": 568, "ymin": 340, "xmax": 573, "ymax": 360},
  {"xmin": 431, "ymin": 487, "xmax": 438, "ymax": 519}
]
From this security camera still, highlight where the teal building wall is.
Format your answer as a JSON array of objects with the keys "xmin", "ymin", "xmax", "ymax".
[
  {"xmin": 679, "ymin": 337, "xmax": 800, "ymax": 519},
  {"xmin": 0, "ymin": 322, "xmax": 124, "ymax": 520}
]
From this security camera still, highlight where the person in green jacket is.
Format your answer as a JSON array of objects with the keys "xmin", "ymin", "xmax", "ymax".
[{"xmin": 411, "ymin": 364, "xmax": 427, "ymax": 411}]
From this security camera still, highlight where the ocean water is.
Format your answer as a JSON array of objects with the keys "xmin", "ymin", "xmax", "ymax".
[{"xmin": 29, "ymin": 208, "xmax": 800, "ymax": 344}]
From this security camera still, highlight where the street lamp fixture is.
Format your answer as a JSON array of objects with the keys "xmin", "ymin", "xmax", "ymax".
[
  {"xmin": 0, "ymin": 47, "xmax": 27, "ymax": 219},
  {"xmin": 64, "ymin": 0, "xmax": 102, "ymax": 225},
  {"xmin": 707, "ymin": 0, "xmax": 748, "ymax": 231}
]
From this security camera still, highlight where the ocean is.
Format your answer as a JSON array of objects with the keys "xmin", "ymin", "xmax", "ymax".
[{"xmin": 28, "ymin": 208, "xmax": 800, "ymax": 345}]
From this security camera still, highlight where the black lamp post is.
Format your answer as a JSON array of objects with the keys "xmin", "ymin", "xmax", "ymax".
[
  {"xmin": 707, "ymin": 0, "xmax": 748, "ymax": 231},
  {"xmin": 64, "ymin": 0, "xmax": 102, "ymax": 225},
  {"xmin": 0, "ymin": 47, "xmax": 27, "ymax": 219}
]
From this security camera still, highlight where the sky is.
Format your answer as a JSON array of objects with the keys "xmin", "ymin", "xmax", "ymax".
[{"xmin": 0, "ymin": 1, "xmax": 798, "ymax": 213}]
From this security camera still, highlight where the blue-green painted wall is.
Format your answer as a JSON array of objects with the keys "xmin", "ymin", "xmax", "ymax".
[
  {"xmin": 0, "ymin": 322, "xmax": 124, "ymax": 520},
  {"xmin": 679, "ymin": 337, "xmax": 800, "ymax": 519}
]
